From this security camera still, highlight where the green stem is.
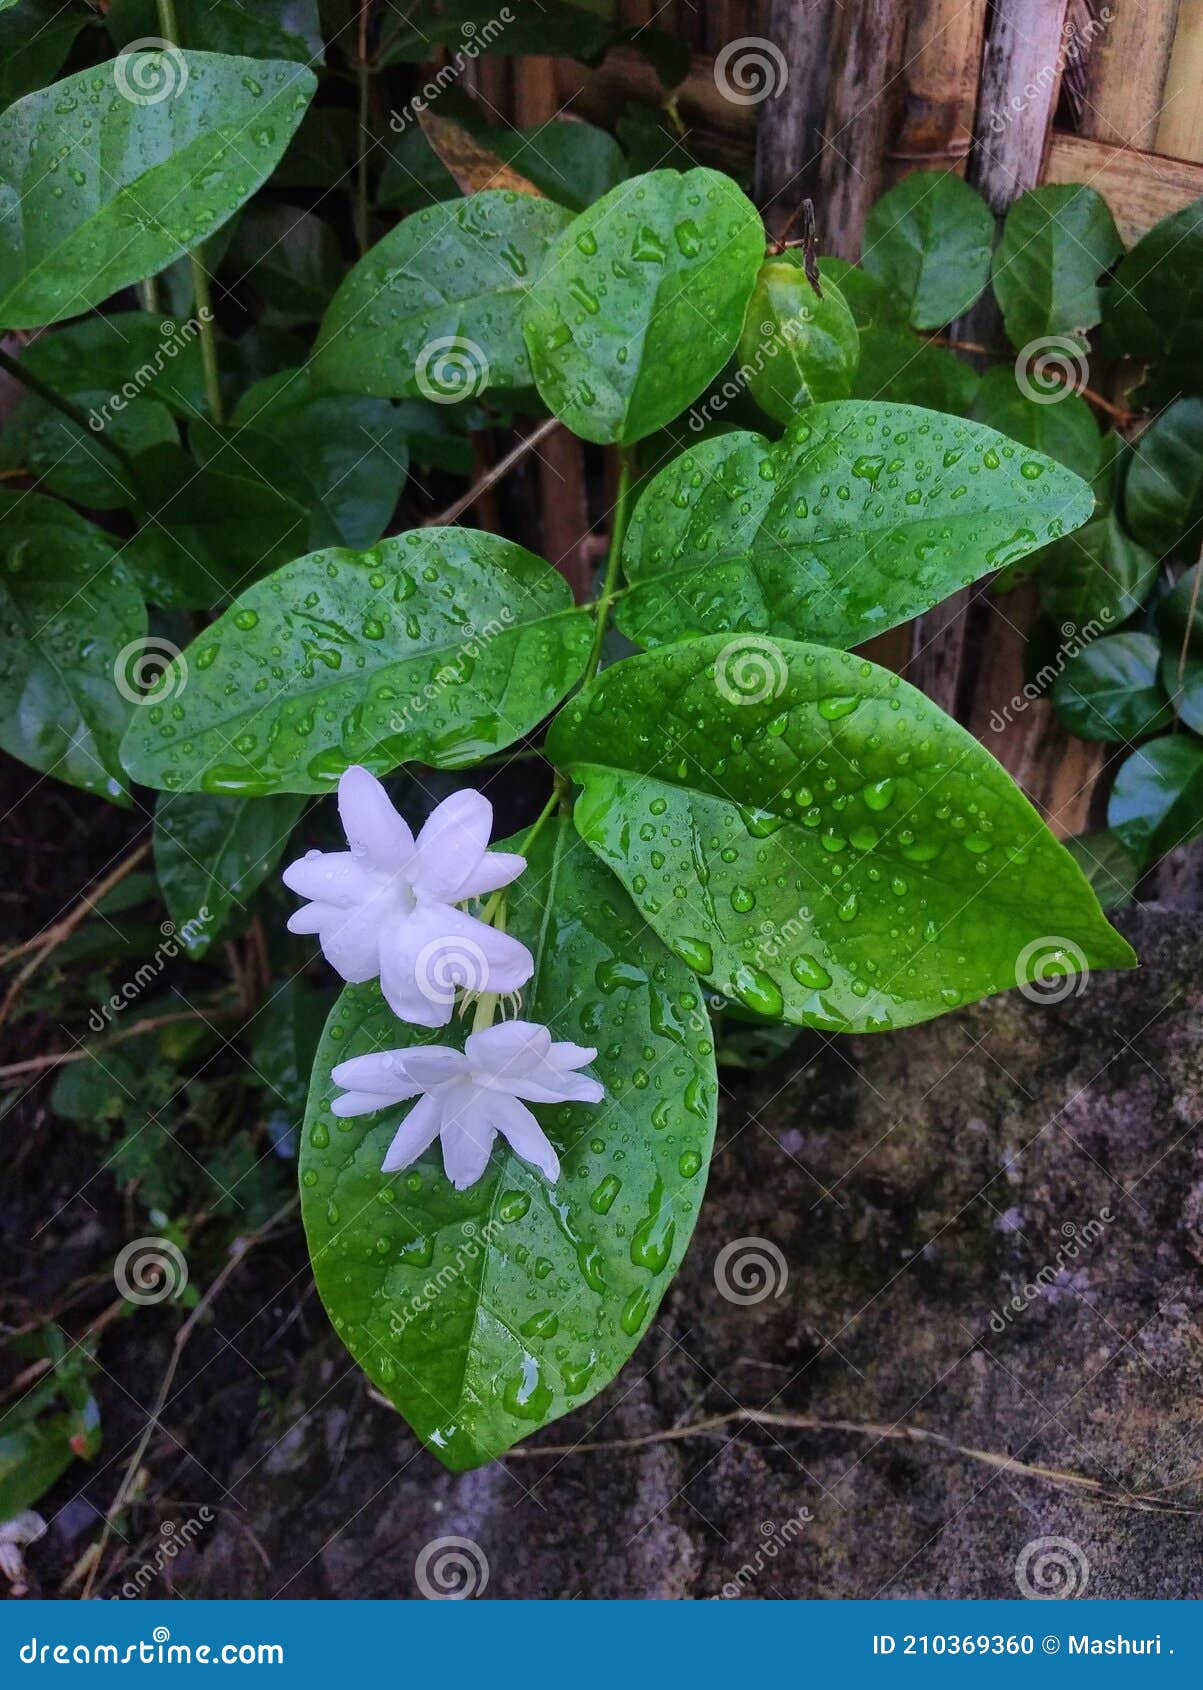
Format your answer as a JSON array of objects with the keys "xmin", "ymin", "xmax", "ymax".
[
  {"xmin": 0, "ymin": 347, "xmax": 138, "ymax": 477},
  {"xmin": 354, "ymin": 1, "xmax": 373, "ymax": 256},
  {"xmin": 583, "ymin": 457, "xmax": 633, "ymax": 684},
  {"xmin": 154, "ymin": 0, "xmax": 223, "ymax": 424}
]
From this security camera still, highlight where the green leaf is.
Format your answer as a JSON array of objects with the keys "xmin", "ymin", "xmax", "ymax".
[
  {"xmin": 1036, "ymin": 509, "xmax": 1158, "ymax": 632},
  {"xmin": 252, "ymin": 976, "xmax": 335, "ymax": 1125},
  {"xmin": 1108, "ymin": 735, "xmax": 1203, "ymax": 865},
  {"xmin": 153, "ymin": 790, "xmax": 304, "ymax": 956},
  {"xmin": 1052, "ymin": 632, "xmax": 1173, "ymax": 742},
  {"xmin": 0, "ymin": 491, "xmax": 144, "ymax": 804},
  {"xmin": 378, "ymin": 0, "xmax": 614, "ymax": 64},
  {"xmin": 223, "ymin": 201, "xmax": 343, "ymax": 324},
  {"xmin": 194, "ymin": 368, "xmax": 409, "ymax": 550},
  {"xmin": 0, "ymin": 1327, "xmax": 100, "ymax": 1519},
  {"xmin": 126, "ymin": 444, "xmax": 310, "ymax": 609},
  {"xmin": 300, "ymin": 818, "xmax": 717, "ymax": 1470},
  {"xmin": 850, "ymin": 323, "xmax": 979, "ymax": 410},
  {"xmin": 992, "ymin": 185, "xmax": 1122, "ymax": 350},
  {"xmin": 969, "ymin": 365, "xmax": 1101, "ymax": 482},
  {"xmin": 312, "ymin": 191, "xmax": 573, "ymax": 400},
  {"xmin": 738, "ymin": 255, "xmax": 858, "ymax": 423},
  {"xmin": 522, "ymin": 167, "xmax": 764, "ymax": 445},
  {"xmin": 0, "ymin": 1, "xmax": 91, "ymax": 110},
  {"xmin": 547, "ymin": 637, "xmax": 1134, "ymax": 1032},
  {"xmin": 1156, "ymin": 564, "xmax": 1203, "ymax": 733},
  {"xmin": 0, "ymin": 52, "xmax": 316, "ymax": 329},
  {"xmin": 817, "ymin": 257, "xmax": 907, "ymax": 330},
  {"xmin": 1063, "ymin": 830, "xmax": 1140, "ymax": 911},
  {"xmin": 861, "ymin": 171, "xmax": 994, "ymax": 330},
  {"xmin": 120, "ymin": 528, "xmax": 593, "ymax": 794},
  {"xmin": 1103, "ymin": 196, "xmax": 1203, "ymax": 402},
  {"xmin": 0, "ymin": 390, "xmax": 175, "ymax": 509},
  {"xmin": 15, "ymin": 311, "xmax": 208, "ymax": 418},
  {"xmin": 617, "ymin": 401, "xmax": 1093, "ymax": 652},
  {"xmin": 1124, "ymin": 397, "xmax": 1203, "ymax": 555},
  {"xmin": 107, "ymin": 0, "xmax": 323, "ymax": 62}
]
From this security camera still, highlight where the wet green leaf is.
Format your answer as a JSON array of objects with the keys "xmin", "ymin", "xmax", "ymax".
[
  {"xmin": 522, "ymin": 166, "xmax": 764, "ymax": 444},
  {"xmin": 312, "ymin": 191, "xmax": 573, "ymax": 399},
  {"xmin": 0, "ymin": 492, "xmax": 143, "ymax": 805},
  {"xmin": 861, "ymin": 171, "xmax": 993, "ymax": 330},
  {"xmin": 120, "ymin": 528, "xmax": 593, "ymax": 794},
  {"xmin": 969, "ymin": 365, "xmax": 1101, "ymax": 482},
  {"xmin": 992, "ymin": 185, "xmax": 1121, "ymax": 350},
  {"xmin": 154, "ymin": 790, "xmax": 304, "ymax": 956},
  {"xmin": 1103, "ymin": 196, "xmax": 1203, "ymax": 402},
  {"xmin": 0, "ymin": 51, "xmax": 316, "ymax": 328},
  {"xmin": 14, "ymin": 311, "xmax": 208, "ymax": 418},
  {"xmin": 1052, "ymin": 632, "xmax": 1172, "ymax": 742},
  {"xmin": 300, "ymin": 818, "xmax": 716, "ymax": 1470},
  {"xmin": 381, "ymin": 114, "xmax": 628, "ymax": 214},
  {"xmin": 850, "ymin": 323, "xmax": 979, "ymax": 410},
  {"xmin": 107, "ymin": 0, "xmax": 323, "ymax": 62},
  {"xmin": 1124, "ymin": 397, "xmax": 1203, "ymax": 556},
  {"xmin": 549, "ymin": 637, "xmax": 1134, "ymax": 1031},
  {"xmin": 739, "ymin": 255, "xmax": 858, "ymax": 423},
  {"xmin": 618, "ymin": 401, "xmax": 1093, "ymax": 651},
  {"xmin": 1108, "ymin": 735, "xmax": 1203, "ymax": 865}
]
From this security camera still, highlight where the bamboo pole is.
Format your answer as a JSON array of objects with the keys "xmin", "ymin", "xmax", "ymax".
[
  {"xmin": 1156, "ymin": 0, "xmax": 1203, "ymax": 163},
  {"xmin": 886, "ymin": 0, "xmax": 989, "ymax": 182}
]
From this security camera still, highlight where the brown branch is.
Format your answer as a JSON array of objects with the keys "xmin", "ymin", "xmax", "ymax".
[
  {"xmin": 506, "ymin": 1407, "xmax": 1200, "ymax": 1514},
  {"xmin": 0, "ymin": 840, "xmax": 151, "ymax": 1027},
  {"xmin": 79, "ymin": 1196, "xmax": 299, "ymax": 1601},
  {"xmin": 425, "ymin": 416, "xmax": 562, "ymax": 529},
  {"xmin": 0, "ymin": 1003, "xmax": 236, "ymax": 1085}
]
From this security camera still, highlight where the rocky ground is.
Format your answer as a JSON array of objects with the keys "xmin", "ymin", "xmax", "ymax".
[{"xmin": 123, "ymin": 902, "xmax": 1203, "ymax": 1600}]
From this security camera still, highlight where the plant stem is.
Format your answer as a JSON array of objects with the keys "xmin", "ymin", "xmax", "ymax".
[
  {"xmin": 583, "ymin": 457, "xmax": 632, "ymax": 683},
  {"xmin": 355, "ymin": 1, "xmax": 373, "ymax": 256},
  {"xmin": 154, "ymin": 0, "xmax": 223, "ymax": 424},
  {"xmin": 0, "ymin": 346, "xmax": 138, "ymax": 477}
]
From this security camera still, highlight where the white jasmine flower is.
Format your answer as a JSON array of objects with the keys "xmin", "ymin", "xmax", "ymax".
[
  {"xmin": 330, "ymin": 1020, "xmax": 604, "ymax": 1190},
  {"xmin": 283, "ymin": 767, "xmax": 533, "ymax": 1027}
]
